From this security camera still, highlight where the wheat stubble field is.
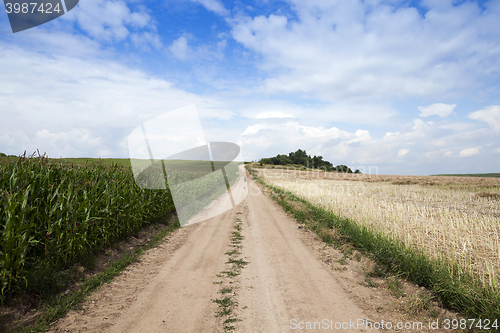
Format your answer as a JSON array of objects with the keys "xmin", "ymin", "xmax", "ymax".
[{"xmin": 257, "ymin": 167, "xmax": 500, "ymax": 305}]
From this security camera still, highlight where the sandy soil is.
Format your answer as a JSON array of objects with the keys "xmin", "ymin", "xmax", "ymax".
[{"xmin": 49, "ymin": 172, "xmax": 458, "ymax": 332}]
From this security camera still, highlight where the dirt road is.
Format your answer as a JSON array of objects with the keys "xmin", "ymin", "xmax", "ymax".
[{"xmin": 51, "ymin": 173, "xmax": 439, "ymax": 332}]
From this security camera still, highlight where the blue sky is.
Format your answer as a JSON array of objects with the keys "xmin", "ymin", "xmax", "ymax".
[{"xmin": 1, "ymin": 0, "xmax": 499, "ymax": 175}]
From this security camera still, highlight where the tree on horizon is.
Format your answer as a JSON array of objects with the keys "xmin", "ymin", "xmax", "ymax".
[{"xmin": 259, "ymin": 149, "xmax": 359, "ymax": 173}]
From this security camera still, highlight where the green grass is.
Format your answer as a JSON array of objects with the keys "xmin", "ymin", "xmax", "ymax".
[
  {"xmin": 225, "ymin": 249, "xmax": 240, "ymax": 256},
  {"xmin": 212, "ymin": 217, "xmax": 248, "ymax": 332},
  {"xmin": 254, "ymin": 175, "xmax": 500, "ymax": 326},
  {"xmin": 219, "ymin": 287, "xmax": 233, "ymax": 294},
  {"xmin": 226, "ymin": 258, "xmax": 249, "ymax": 269}
]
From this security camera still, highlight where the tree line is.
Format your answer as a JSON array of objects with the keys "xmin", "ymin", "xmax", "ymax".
[{"xmin": 259, "ymin": 149, "xmax": 360, "ymax": 173}]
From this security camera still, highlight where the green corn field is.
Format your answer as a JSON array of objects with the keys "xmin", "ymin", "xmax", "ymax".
[
  {"xmin": 134, "ymin": 159, "xmax": 241, "ymax": 223},
  {"xmin": 0, "ymin": 153, "xmax": 175, "ymax": 299}
]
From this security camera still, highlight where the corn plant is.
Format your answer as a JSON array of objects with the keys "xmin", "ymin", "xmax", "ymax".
[{"xmin": 0, "ymin": 153, "xmax": 175, "ymax": 298}]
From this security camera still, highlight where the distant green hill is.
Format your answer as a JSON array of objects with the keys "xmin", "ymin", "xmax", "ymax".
[{"xmin": 432, "ymin": 173, "xmax": 500, "ymax": 178}]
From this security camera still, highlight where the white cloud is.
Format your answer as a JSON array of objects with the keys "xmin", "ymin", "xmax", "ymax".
[
  {"xmin": 216, "ymin": 39, "xmax": 228, "ymax": 59},
  {"xmin": 241, "ymin": 122, "xmax": 350, "ymax": 141},
  {"xmin": 239, "ymin": 101, "xmax": 398, "ymax": 126},
  {"xmin": 353, "ymin": 129, "xmax": 371, "ymax": 143},
  {"xmin": 33, "ymin": 129, "xmax": 103, "ymax": 157},
  {"xmin": 241, "ymin": 121, "xmax": 352, "ymax": 147},
  {"xmin": 459, "ymin": 146, "xmax": 481, "ymax": 157},
  {"xmin": 190, "ymin": 0, "xmax": 229, "ymax": 16},
  {"xmin": 0, "ymin": 46, "xmax": 217, "ymax": 157},
  {"xmin": 301, "ymin": 126, "xmax": 347, "ymax": 140},
  {"xmin": 468, "ymin": 105, "xmax": 500, "ymax": 131},
  {"xmin": 426, "ymin": 150, "xmax": 438, "ymax": 158},
  {"xmin": 0, "ymin": 128, "xmax": 104, "ymax": 157},
  {"xmin": 432, "ymin": 139, "xmax": 447, "ymax": 147},
  {"xmin": 167, "ymin": 35, "xmax": 228, "ymax": 62},
  {"xmin": 240, "ymin": 121, "xmax": 378, "ymax": 164},
  {"xmin": 241, "ymin": 125, "xmax": 259, "ymax": 136},
  {"xmin": 412, "ymin": 119, "xmax": 429, "ymax": 131},
  {"xmin": 131, "ymin": 32, "xmax": 163, "ymax": 51},
  {"xmin": 229, "ymin": 1, "xmax": 500, "ymax": 101},
  {"xmin": 1, "ymin": 40, "xmax": 496, "ymax": 173},
  {"xmin": 256, "ymin": 111, "xmax": 293, "ymax": 119},
  {"xmin": 418, "ymin": 103, "xmax": 457, "ymax": 117},
  {"xmin": 242, "ymin": 123, "xmax": 271, "ymax": 136},
  {"xmin": 238, "ymin": 109, "xmax": 498, "ymax": 172},
  {"xmin": 66, "ymin": 0, "xmax": 154, "ymax": 43},
  {"xmin": 5, "ymin": 1, "xmax": 160, "ymax": 55},
  {"xmin": 384, "ymin": 131, "xmax": 399, "ymax": 141},
  {"xmin": 0, "ymin": 129, "xmax": 32, "ymax": 155},
  {"xmin": 169, "ymin": 36, "xmax": 190, "ymax": 60},
  {"xmin": 398, "ymin": 149, "xmax": 409, "ymax": 157}
]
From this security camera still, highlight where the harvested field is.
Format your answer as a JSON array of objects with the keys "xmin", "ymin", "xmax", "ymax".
[
  {"xmin": 257, "ymin": 167, "xmax": 500, "ymax": 292},
  {"xmin": 257, "ymin": 166, "xmax": 500, "ymax": 191}
]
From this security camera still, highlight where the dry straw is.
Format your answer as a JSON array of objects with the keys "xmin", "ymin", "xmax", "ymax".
[{"xmin": 259, "ymin": 168, "xmax": 500, "ymax": 291}]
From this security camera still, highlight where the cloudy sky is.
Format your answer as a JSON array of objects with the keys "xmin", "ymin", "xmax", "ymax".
[{"xmin": 1, "ymin": 0, "xmax": 499, "ymax": 175}]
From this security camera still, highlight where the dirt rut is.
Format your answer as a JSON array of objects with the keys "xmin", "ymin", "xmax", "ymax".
[{"xmin": 235, "ymin": 182, "xmax": 378, "ymax": 332}]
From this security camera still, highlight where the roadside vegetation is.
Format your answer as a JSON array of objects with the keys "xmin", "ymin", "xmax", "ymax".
[{"xmin": 248, "ymin": 164, "xmax": 500, "ymax": 326}]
